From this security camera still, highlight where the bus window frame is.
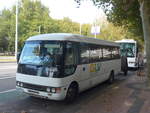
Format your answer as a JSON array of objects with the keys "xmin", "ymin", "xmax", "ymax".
[
  {"xmin": 79, "ymin": 42, "xmax": 90, "ymax": 65},
  {"xmin": 89, "ymin": 44, "xmax": 103, "ymax": 63},
  {"xmin": 78, "ymin": 43, "xmax": 121, "ymax": 64},
  {"xmin": 63, "ymin": 41, "xmax": 78, "ymax": 77}
]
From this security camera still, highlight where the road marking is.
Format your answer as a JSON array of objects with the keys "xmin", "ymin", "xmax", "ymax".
[
  {"xmin": 0, "ymin": 89, "xmax": 16, "ymax": 94},
  {"xmin": 0, "ymin": 76, "xmax": 16, "ymax": 80}
]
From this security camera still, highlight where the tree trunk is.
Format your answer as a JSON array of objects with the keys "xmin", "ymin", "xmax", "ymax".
[{"xmin": 139, "ymin": 0, "xmax": 150, "ymax": 86}]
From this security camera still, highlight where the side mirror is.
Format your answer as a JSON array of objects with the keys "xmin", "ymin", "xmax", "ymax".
[{"xmin": 17, "ymin": 52, "xmax": 21, "ymax": 63}]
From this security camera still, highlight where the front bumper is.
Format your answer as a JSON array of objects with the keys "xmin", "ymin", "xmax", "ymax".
[{"xmin": 16, "ymin": 86, "xmax": 67, "ymax": 101}]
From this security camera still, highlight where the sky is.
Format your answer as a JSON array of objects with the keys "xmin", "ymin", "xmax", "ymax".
[{"xmin": 0, "ymin": 0, "xmax": 106, "ymax": 24}]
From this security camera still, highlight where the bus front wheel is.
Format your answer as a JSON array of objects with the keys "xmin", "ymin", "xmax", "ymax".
[{"xmin": 65, "ymin": 83, "xmax": 78, "ymax": 103}]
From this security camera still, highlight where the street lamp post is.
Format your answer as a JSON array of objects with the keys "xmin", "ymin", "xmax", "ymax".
[
  {"xmin": 39, "ymin": 25, "xmax": 41, "ymax": 34},
  {"xmin": 80, "ymin": 22, "xmax": 82, "ymax": 35},
  {"xmin": 15, "ymin": 0, "xmax": 18, "ymax": 59},
  {"xmin": 94, "ymin": 23, "xmax": 97, "ymax": 38},
  {"xmin": 76, "ymin": 3, "xmax": 82, "ymax": 35}
]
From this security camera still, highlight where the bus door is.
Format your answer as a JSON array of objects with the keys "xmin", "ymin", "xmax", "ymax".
[
  {"xmin": 63, "ymin": 42, "xmax": 90, "ymax": 91},
  {"xmin": 63, "ymin": 42, "xmax": 78, "ymax": 78},
  {"xmin": 78, "ymin": 43, "xmax": 91, "ymax": 91}
]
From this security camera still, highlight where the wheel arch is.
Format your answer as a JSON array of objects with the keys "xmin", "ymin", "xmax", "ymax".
[{"xmin": 69, "ymin": 81, "xmax": 79, "ymax": 91}]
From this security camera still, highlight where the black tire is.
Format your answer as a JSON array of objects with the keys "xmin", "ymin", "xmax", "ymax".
[
  {"xmin": 108, "ymin": 71, "xmax": 114, "ymax": 84},
  {"xmin": 121, "ymin": 56, "xmax": 128, "ymax": 75},
  {"xmin": 65, "ymin": 83, "xmax": 78, "ymax": 103},
  {"xmin": 124, "ymin": 70, "xmax": 128, "ymax": 76}
]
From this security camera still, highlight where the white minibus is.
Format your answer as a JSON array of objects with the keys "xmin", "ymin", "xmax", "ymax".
[
  {"xmin": 16, "ymin": 33, "xmax": 122, "ymax": 102},
  {"xmin": 115, "ymin": 39, "xmax": 138, "ymax": 68}
]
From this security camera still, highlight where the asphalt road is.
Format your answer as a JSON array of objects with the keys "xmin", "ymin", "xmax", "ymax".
[
  {"xmin": 0, "ymin": 63, "xmax": 137, "ymax": 113},
  {"xmin": 0, "ymin": 62, "xmax": 17, "ymax": 78},
  {"xmin": 0, "ymin": 62, "xmax": 16, "ymax": 93}
]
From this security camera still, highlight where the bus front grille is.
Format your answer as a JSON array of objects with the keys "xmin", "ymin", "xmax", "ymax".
[{"xmin": 22, "ymin": 82, "xmax": 47, "ymax": 92}]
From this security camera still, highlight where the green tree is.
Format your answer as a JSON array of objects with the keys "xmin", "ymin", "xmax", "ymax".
[
  {"xmin": 0, "ymin": 9, "xmax": 15, "ymax": 53},
  {"xmin": 0, "ymin": 0, "xmax": 91, "ymax": 53},
  {"xmin": 57, "ymin": 17, "xmax": 79, "ymax": 34},
  {"xmin": 90, "ymin": 0, "xmax": 150, "ymax": 85},
  {"xmin": 81, "ymin": 24, "xmax": 91, "ymax": 36},
  {"xmin": 76, "ymin": 0, "xmax": 150, "ymax": 84},
  {"xmin": 18, "ymin": 0, "xmax": 52, "ymax": 48}
]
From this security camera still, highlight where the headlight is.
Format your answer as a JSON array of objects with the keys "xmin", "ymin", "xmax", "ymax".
[
  {"xmin": 16, "ymin": 81, "xmax": 24, "ymax": 87},
  {"xmin": 16, "ymin": 81, "xmax": 20, "ymax": 86},
  {"xmin": 46, "ymin": 87, "xmax": 51, "ymax": 92},
  {"xmin": 17, "ymin": 82, "xmax": 20, "ymax": 86},
  {"xmin": 20, "ymin": 83, "xmax": 23, "ymax": 87},
  {"xmin": 48, "ymin": 87, "xmax": 61, "ymax": 93},
  {"xmin": 51, "ymin": 88, "xmax": 56, "ymax": 93}
]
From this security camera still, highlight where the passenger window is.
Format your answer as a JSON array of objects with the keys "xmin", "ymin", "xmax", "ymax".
[
  {"xmin": 64, "ymin": 42, "xmax": 77, "ymax": 76},
  {"xmin": 103, "ymin": 47, "xmax": 112, "ymax": 60},
  {"xmin": 112, "ymin": 47, "xmax": 120, "ymax": 59},
  {"xmin": 65, "ymin": 42, "xmax": 76, "ymax": 65},
  {"xmin": 90, "ymin": 45, "xmax": 103, "ymax": 62},
  {"xmin": 80, "ymin": 43, "xmax": 90, "ymax": 64}
]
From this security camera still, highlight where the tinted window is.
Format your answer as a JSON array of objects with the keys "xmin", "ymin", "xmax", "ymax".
[
  {"xmin": 79, "ymin": 43, "xmax": 90, "ymax": 64},
  {"xmin": 103, "ymin": 47, "xmax": 112, "ymax": 59},
  {"xmin": 64, "ymin": 42, "xmax": 77, "ymax": 76},
  {"xmin": 65, "ymin": 42, "xmax": 76, "ymax": 65},
  {"xmin": 112, "ymin": 47, "xmax": 120, "ymax": 59},
  {"xmin": 19, "ymin": 41, "xmax": 63, "ymax": 66},
  {"xmin": 18, "ymin": 41, "xmax": 63, "ymax": 78},
  {"xmin": 90, "ymin": 45, "xmax": 103, "ymax": 62}
]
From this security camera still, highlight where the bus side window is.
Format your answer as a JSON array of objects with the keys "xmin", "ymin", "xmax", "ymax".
[
  {"xmin": 89, "ymin": 45, "xmax": 103, "ymax": 62},
  {"xmin": 79, "ymin": 43, "xmax": 90, "ymax": 64},
  {"xmin": 112, "ymin": 47, "xmax": 120, "ymax": 59},
  {"xmin": 103, "ymin": 47, "xmax": 112, "ymax": 60},
  {"xmin": 65, "ymin": 42, "xmax": 76, "ymax": 65},
  {"xmin": 64, "ymin": 42, "xmax": 77, "ymax": 76}
]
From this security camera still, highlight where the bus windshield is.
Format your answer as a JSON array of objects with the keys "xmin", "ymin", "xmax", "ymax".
[
  {"xmin": 120, "ymin": 43, "xmax": 136, "ymax": 57},
  {"xmin": 19, "ymin": 41, "xmax": 63, "ymax": 66},
  {"xmin": 18, "ymin": 41, "xmax": 63, "ymax": 77}
]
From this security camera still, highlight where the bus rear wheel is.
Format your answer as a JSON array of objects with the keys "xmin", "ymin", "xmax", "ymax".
[
  {"xmin": 124, "ymin": 70, "xmax": 128, "ymax": 76},
  {"xmin": 108, "ymin": 71, "xmax": 114, "ymax": 84},
  {"xmin": 65, "ymin": 83, "xmax": 78, "ymax": 103}
]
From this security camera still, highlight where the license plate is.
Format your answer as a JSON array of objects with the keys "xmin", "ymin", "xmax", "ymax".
[{"xmin": 28, "ymin": 89, "xmax": 39, "ymax": 94}]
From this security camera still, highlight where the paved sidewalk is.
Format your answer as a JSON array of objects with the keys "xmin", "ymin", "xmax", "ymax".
[
  {"xmin": 125, "ymin": 69, "xmax": 150, "ymax": 113},
  {"xmin": 0, "ymin": 56, "xmax": 16, "ymax": 63},
  {"xmin": 76, "ymin": 68, "xmax": 150, "ymax": 113}
]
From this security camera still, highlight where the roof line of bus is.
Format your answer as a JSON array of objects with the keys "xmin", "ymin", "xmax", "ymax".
[
  {"xmin": 26, "ymin": 33, "xmax": 120, "ymax": 47},
  {"xmin": 115, "ymin": 39, "xmax": 136, "ymax": 43}
]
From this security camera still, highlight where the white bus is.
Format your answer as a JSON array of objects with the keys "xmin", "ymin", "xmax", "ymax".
[
  {"xmin": 115, "ymin": 39, "xmax": 138, "ymax": 68},
  {"xmin": 16, "ymin": 33, "xmax": 122, "ymax": 102}
]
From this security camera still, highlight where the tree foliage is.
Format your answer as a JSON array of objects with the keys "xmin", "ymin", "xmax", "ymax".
[
  {"xmin": 106, "ymin": 0, "xmax": 142, "ymax": 37},
  {"xmin": 94, "ymin": 0, "xmax": 143, "ymax": 40},
  {"xmin": 75, "ymin": 0, "xmax": 144, "ymax": 49},
  {"xmin": 0, "ymin": 0, "xmax": 140, "ymax": 54},
  {"xmin": 0, "ymin": 0, "xmax": 90, "ymax": 53},
  {"xmin": 91, "ymin": 0, "xmax": 150, "ymax": 83}
]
